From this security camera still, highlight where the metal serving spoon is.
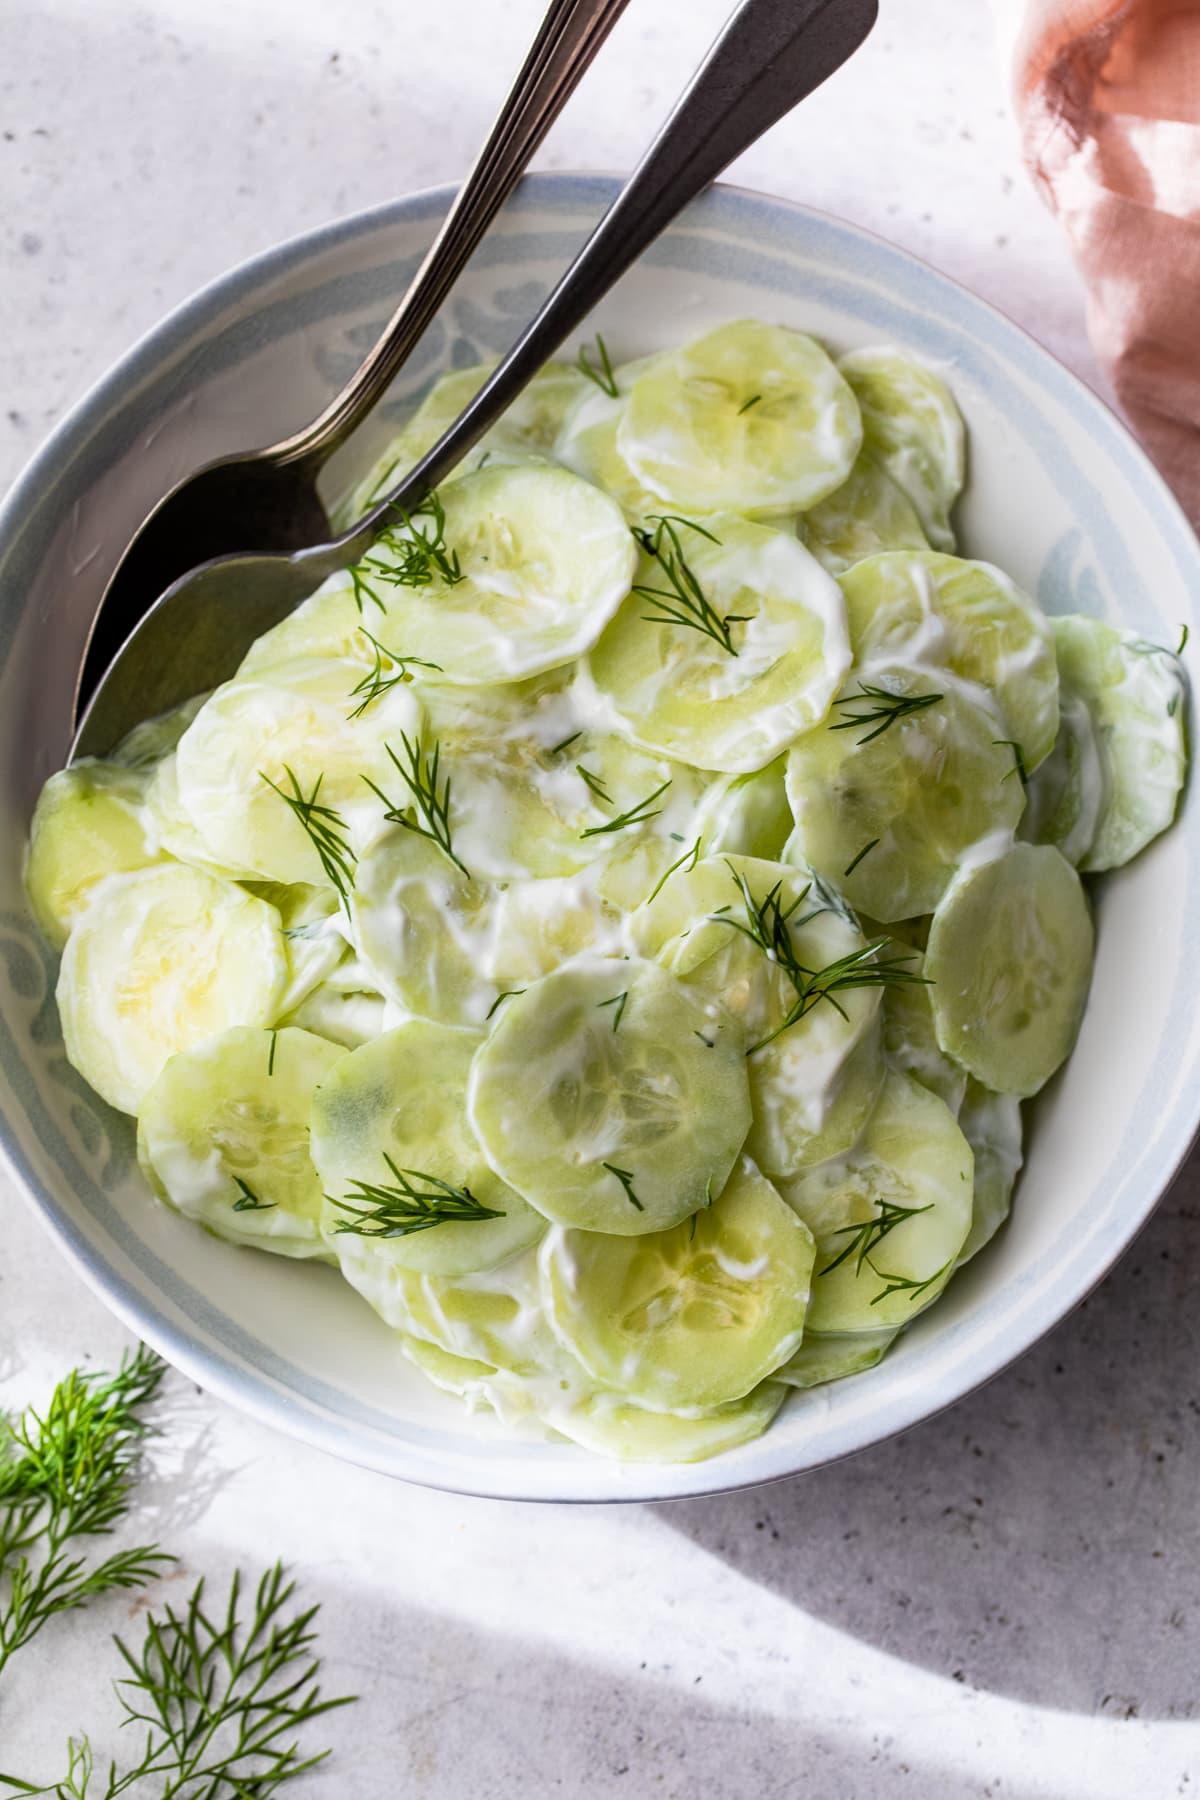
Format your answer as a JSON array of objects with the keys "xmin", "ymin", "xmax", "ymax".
[
  {"xmin": 74, "ymin": 0, "xmax": 877, "ymax": 759},
  {"xmin": 73, "ymin": 0, "xmax": 634, "ymax": 715}
]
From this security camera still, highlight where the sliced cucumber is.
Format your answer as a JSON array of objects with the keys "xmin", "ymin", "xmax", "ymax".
[
  {"xmin": 784, "ymin": 667, "xmax": 1024, "ymax": 921},
  {"xmin": 365, "ymin": 1245, "xmax": 563, "ymax": 1377},
  {"xmin": 111, "ymin": 692, "xmax": 208, "ymax": 769},
  {"xmin": 925, "ymin": 842, "xmax": 1093, "ymax": 1096},
  {"xmin": 56, "ymin": 865, "xmax": 286, "ymax": 1114},
  {"xmin": 312, "ymin": 1021, "xmax": 544, "ymax": 1276},
  {"xmin": 841, "ymin": 551, "xmax": 1059, "ymax": 770},
  {"xmin": 137, "ymin": 1025, "xmax": 345, "ymax": 1258},
  {"xmin": 361, "ymin": 463, "xmax": 635, "ymax": 685},
  {"xmin": 237, "ymin": 571, "xmax": 382, "ymax": 679},
  {"xmin": 400, "ymin": 1335, "xmax": 497, "ymax": 1398},
  {"xmin": 617, "ymin": 320, "xmax": 861, "ymax": 516},
  {"xmin": 467, "ymin": 954, "xmax": 751, "ymax": 1234},
  {"xmin": 279, "ymin": 977, "xmax": 388, "ymax": 1049},
  {"xmin": 1052, "ymin": 614, "xmax": 1187, "ymax": 872},
  {"xmin": 554, "ymin": 351, "xmax": 677, "ymax": 523},
  {"xmin": 837, "ymin": 347, "xmax": 965, "ymax": 552},
  {"xmin": 632, "ymin": 853, "xmax": 884, "ymax": 1177},
  {"xmin": 145, "ymin": 755, "xmax": 261, "ymax": 881},
  {"xmin": 799, "ymin": 450, "xmax": 929, "ymax": 575},
  {"xmin": 174, "ymin": 655, "xmax": 423, "ymax": 889},
  {"xmin": 881, "ymin": 945, "xmax": 967, "ymax": 1114},
  {"xmin": 540, "ymin": 1156, "xmax": 814, "ymax": 1410},
  {"xmin": 352, "ymin": 830, "xmax": 499, "ymax": 1028},
  {"xmin": 781, "ymin": 1069, "xmax": 973, "ymax": 1332},
  {"xmin": 692, "ymin": 759, "xmax": 792, "ymax": 862},
  {"xmin": 25, "ymin": 760, "xmax": 160, "ymax": 949},
  {"xmin": 584, "ymin": 512, "xmax": 851, "ymax": 774},
  {"xmin": 1019, "ymin": 686, "xmax": 1105, "ymax": 866},
  {"xmin": 542, "ymin": 1381, "xmax": 787, "ymax": 1463},
  {"xmin": 957, "ymin": 1080, "xmax": 1023, "ymax": 1262},
  {"xmin": 774, "ymin": 1327, "xmax": 898, "ymax": 1388},
  {"xmin": 244, "ymin": 882, "xmax": 346, "ymax": 1017},
  {"xmin": 487, "ymin": 875, "xmax": 625, "ymax": 987}
]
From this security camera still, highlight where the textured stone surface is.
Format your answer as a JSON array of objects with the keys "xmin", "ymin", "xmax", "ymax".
[{"xmin": 3, "ymin": 1, "xmax": 1196, "ymax": 1794}]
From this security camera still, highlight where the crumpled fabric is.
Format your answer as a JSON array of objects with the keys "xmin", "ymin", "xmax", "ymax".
[{"xmin": 1011, "ymin": 1, "xmax": 1200, "ymax": 523}]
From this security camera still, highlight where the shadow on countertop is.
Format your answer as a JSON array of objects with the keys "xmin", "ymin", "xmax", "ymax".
[{"xmin": 660, "ymin": 1159, "xmax": 1200, "ymax": 1724}]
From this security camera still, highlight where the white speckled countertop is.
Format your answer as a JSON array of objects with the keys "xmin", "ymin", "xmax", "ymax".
[{"xmin": 3, "ymin": 2, "xmax": 1198, "ymax": 1794}]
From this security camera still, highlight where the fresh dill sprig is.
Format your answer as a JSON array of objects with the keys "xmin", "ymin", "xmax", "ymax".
[
  {"xmin": 232, "ymin": 1177, "xmax": 275, "ymax": 1214},
  {"xmin": 645, "ymin": 834, "xmax": 702, "ymax": 906},
  {"xmin": 843, "ymin": 839, "xmax": 879, "ymax": 878},
  {"xmin": 0, "ymin": 1563, "xmax": 355, "ymax": 1797},
  {"xmin": 602, "ymin": 1162, "xmax": 644, "ymax": 1213},
  {"xmin": 0, "ymin": 1346, "xmax": 171, "ymax": 1677},
  {"xmin": 549, "ymin": 730, "xmax": 583, "ymax": 757},
  {"xmin": 866, "ymin": 1257, "xmax": 951, "ymax": 1308},
  {"xmin": 1180, "ymin": 624, "xmax": 1190, "ymax": 655},
  {"xmin": 993, "ymin": 738, "xmax": 1029, "ymax": 785},
  {"xmin": 260, "ymin": 768, "xmax": 357, "ymax": 910},
  {"xmin": 632, "ymin": 515, "xmax": 748, "ymax": 657},
  {"xmin": 597, "ymin": 991, "xmax": 628, "ymax": 1033},
  {"xmin": 485, "ymin": 988, "xmax": 526, "ymax": 1021},
  {"xmin": 737, "ymin": 394, "xmax": 763, "ymax": 415},
  {"xmin": 329, "ymin": 1154, "xmax": 503, "ymax": 1239},
  {"xmin": 576, "ymin": 764, "xmax": 612, "ymax": 806},
  {"xmin": 579, "ymin": 779, "xmax": 670, "ymax": 840},
  {"xmin": 267, "ymin": 1029, "xmax": 279, "ymax": 1076},
  {"xmin": 361, "ymin": 732, "xmax": 468, "ymax": 877},
  {"xmin": 348, "ymin": 563, "xmax": 389, "ymax": 615},
  {"xmin": 347, "ymin": 629, "xmax": 442, "ymax": 720},
  {"xmin": 712, "ymin": 863, "xmax": 928, "ymax": 1052},
  {"xmin": 577, "ymin": 332, "xmax": 618, "ymax": 397},
  {"xmin": 818, "ymin": 1200, "xmax": 933, "ymax": 1278},
  {"xmin": 370, "ymin": 491, "xmax": 464, "ymax": 590},
  {"xmin": 830, "ymin": 681, "xmax": 944, "ymax": 745}
]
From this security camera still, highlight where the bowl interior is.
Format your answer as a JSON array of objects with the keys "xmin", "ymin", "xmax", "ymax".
[{"xmin": 1, "ymin": 175, "xmax": 1197, "ymax": 1502}]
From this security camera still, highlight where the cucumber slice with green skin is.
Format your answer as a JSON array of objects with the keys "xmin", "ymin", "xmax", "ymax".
[
  {"xmin": 540, "ymin": 1155, "xmax": 815, "ymax": 1411},
  {"xmin": 784, "ymin": 667, "xmax": 1024, "ymax": 922},
  {"xmin": 468, "ymin": 955, "xmax": 751, "ymax": 1235},
  {"xmin": 799, "ymin": 450, "xmax": 930, "ymax": 576},
  {"xmin": 175, "ymin": 655, "xmax": 422, "ymax": 889},
  {"xmin": 546, "ymin": 1382, "xmax": 788, "ymax": 1463},
  {"xmin": 925, "ymin": 843, "xmax": 1093, "ymax": 1097},
  {"xmin": 352, "ymin": 830, "xmax": 500, "ymax": 1028},
  {"xmin": 584, "ymin": 513, "xmax": 851, "ymax": 775},
  {"xmin": 137, "ymin": 1025, "xmax": 345, "ymax": 1259},
  {"xmin": 1051, "ymin": 614, "xmax": 1188, "ymax": 872},
  {"xmin": 57, "ymin": 865, "xmax": 287, "ymax": 1114},
  {"xmin": 361, "ymin": 463, "xmax": 636, "ymax": 686},
  {"xmin": 632, "ymin": 853, "xmax": 883, "ymax": 1176},
  {"xmin": 774, "ymin": 1327, "xmax": 898, "ymax": 1389},
  {"xmin": 243, "ymin": 882, "xmax": 346, "ymax": 1017},
  {"xmin": 957, "ymin": 1080, "xmax": 1023, "ymax": 1263},
  {"xmin": 279, "ymin": 979, "xmax": 388, "ymax": 1049},
  {"xmin": 840, "ymin": 551, "xmax": 1059, "ymax": 771},
  {"xmin": 400, "ymin": 1335, "xmax": 497, "ymax": 1398},
  {"xmin": 25, "ymin": 761, "xmax": 161, "ymax": 950},
  {"xmin": 422, "ymin": 673, "xmax": 711, "ymax": 882},
  {"xmin": 617, "ymin": 320, "xmax": 862, "ymax": 517},
  {"xmin": 237, "ymin": 571, "xmax": 384, "ymax": 680},
  {"xmin": 692, "ymin": 758, "xmax": 792, "ymax": 862},
  {"xmin": 1019, "ymin": 687, "xmax": 1105, "ymax": 867},
  {"xmin": 881, "ymin": 946, "xmax": 967, "ymax": 1115},
  {"xmin": 312, "ymin": 1021, "xmax": 544, "ymax": 1277},
  {"xmin": 111, "ymin": 692, "xmax": 208, "ymax": 769},
  {"xmin": 837, "ymin": 347, "xmax": 965, "ymax": 553},
  {"xmin": 781, "ymin": 1069, "xmax": 973, "ymax": 1333},
  {"xmin": 554, "ymin": 352, "xmax": 673, "ymax": 524}
]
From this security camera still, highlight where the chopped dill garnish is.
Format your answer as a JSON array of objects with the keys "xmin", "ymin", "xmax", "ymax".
[
  {"xmin": 645, "ymin": 834, "xmax": 702, "ymax": 905},
  {"xmin": 329, "ymin": 1154, "xmax": 503, "ymax": 1239},
  {"xmin": 597, "ymin": 991, "xmax": 628, "ymax": 1032},
  {"xmin": 993, "ymin": 738, "xmax": 1029, "ymax": 785},
  {"xmin": 602, "ymin": 1162, "xmax": 644, "ymax": 1212},
  {"xmin": 576, "ymin": 763, "xmax": 612, "ymax": 806},
  {"xmin": 843, "ymin": 838, "xmax": 879, "ymax": 878},
  {"xmin": 1179, "ymin": 623, "xmax": 1190, "ymax": 655},
  {"xmin": 831, "ymin": 682, "xmax": 944, "ymax": 745},
  {"xmin": 867, "ymin": 1257, "xmax": 951, "ymax": 1308},
  {"xmin": 578, "ymin": 332, "xmax": 619, "ymax": 397},
  {"xmin": 260, "ymin": 767, "xmax": 356, "ymax": 911},
  {"xmin": 347, "ymin": 628, "xmax": 442, "ymax": 719},
  {"xmin": 360, "ymin": 492, "xmax": 465, "ymax": 591},
  {"xmin": 711, "ymin": 862, "xmax": 927, "ymax": 1052},
  {"xmin": 818, "ymin": 1199, "xmax": 933, "ymax": 1278},
  {"xmin": 579, "ymin": 778, "xmax": 671, "ymax": 840},
  {"xmin": 737, "ymin": 394, "xmax": 763, "ymax": 415},
  {"xmin": 267, "ymin": 1029, "xmax": 278, "ymax": 1077},
  {"xmin": 485, "ymin": 988, "xmax": 526, "ymax": 1021},
  {"xmin": 232, "ymin": 1177, "xmax": 276, "ymax": 1214},
  {"xmin": 361, "ymin": 732, "xmax": 468, "ymax": 877},
  {"xmin": 549, "ymin": 729, "xmax": 583, "ymax": 757},
  {"xmin": 632, "ymin": 515, "xmax": 748, "ymax": 657}
]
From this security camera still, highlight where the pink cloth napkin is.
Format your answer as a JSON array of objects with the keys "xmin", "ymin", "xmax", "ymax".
[{"xmin": 1012, "ymin": 1, "xmax": 1200, "ymax": 524}]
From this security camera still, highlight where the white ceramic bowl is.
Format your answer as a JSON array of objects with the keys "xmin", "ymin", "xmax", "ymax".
[{"xmin": 1, "ymin": 175, "xmax": 1196, "ymax": 1502}]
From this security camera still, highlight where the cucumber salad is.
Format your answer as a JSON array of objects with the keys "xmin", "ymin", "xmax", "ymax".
[{"xmin": 26, "ymin": 318, "xmax": 1189, "ymax": 1464}]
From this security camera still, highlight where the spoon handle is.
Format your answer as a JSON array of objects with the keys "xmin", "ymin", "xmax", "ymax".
[
  {"xmin": 352, "ymin": 0, "xmax": 878, "ymax": 541},
  {"xmin": 274, "ymin": 0, "xmax": 632, "ymax": 471}
]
